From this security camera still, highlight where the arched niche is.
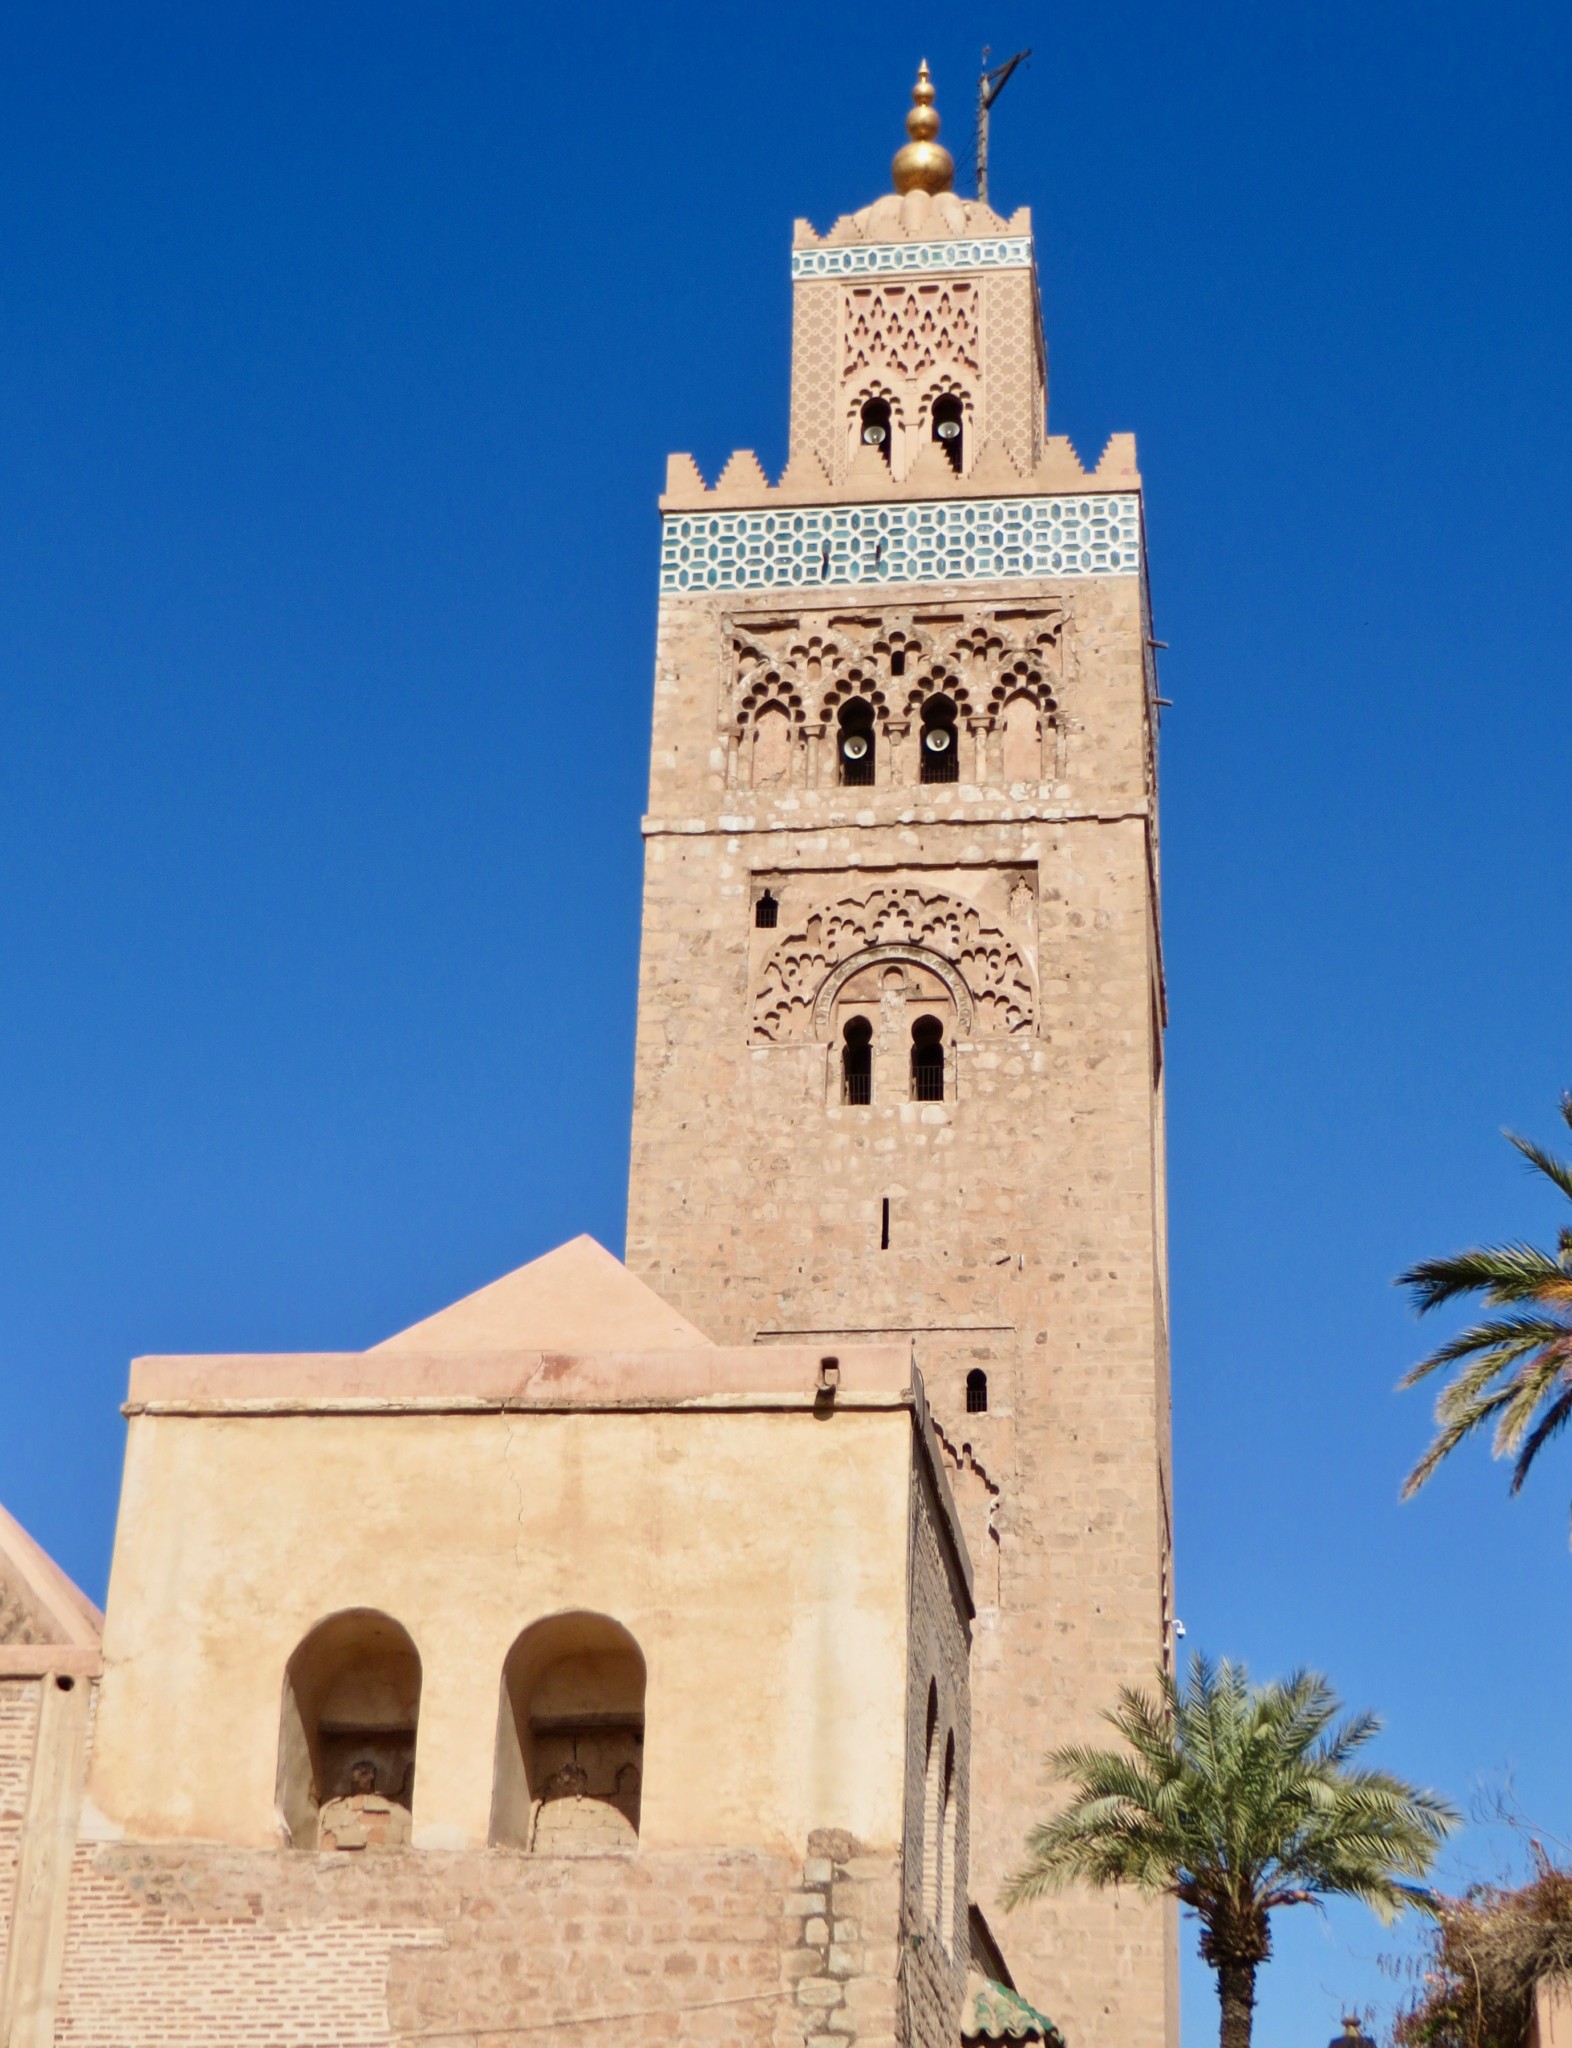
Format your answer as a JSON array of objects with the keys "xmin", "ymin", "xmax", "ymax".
[
  {"xmin": 491, "ymin": 1611, "xmax": 646, "ymax": 1854},
  {"xmin": 1000, "ymin": 691, "xmax": 1042, "ymax": 783},
  {"xmin": 813, "ymin": 943, "xmax": 973, "ymax": 1040},
  {"xmin": 276, "ymin": 1608, "xmax": 421, "ymax": 1850}
]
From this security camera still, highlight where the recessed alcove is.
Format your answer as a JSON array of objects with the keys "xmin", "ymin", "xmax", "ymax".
[{"xmin": 491, "ymin": 1612, "xmax": 646, "ymax": 1854}]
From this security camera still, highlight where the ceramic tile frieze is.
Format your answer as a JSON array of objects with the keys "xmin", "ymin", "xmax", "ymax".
[
  {"xmin": 790, "ymin": 238, "xmax": 1032, "ymax": 280},
  {"xmin": 659, "ymin": 494, "xmax": 1141, "ymax": 592}
]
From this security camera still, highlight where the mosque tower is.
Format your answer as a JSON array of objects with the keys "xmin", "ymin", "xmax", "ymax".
[{"xmin": 626, "ymin": 64, "xmax": 1177, "ymax": 2048}]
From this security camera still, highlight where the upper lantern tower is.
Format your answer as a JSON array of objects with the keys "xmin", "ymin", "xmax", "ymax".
[
  {"xmin": 786, "ymin": 61, "xmax": 1047, "ymax": 497},
  {"xmin": 631, "ymin": 65, "xmax": 1172, "ymax": 2048}
]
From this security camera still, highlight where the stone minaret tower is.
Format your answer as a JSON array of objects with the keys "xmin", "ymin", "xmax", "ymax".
[{"xmin": 627, "ymin": 66, "xmax": 1175, "ymax": 2048}]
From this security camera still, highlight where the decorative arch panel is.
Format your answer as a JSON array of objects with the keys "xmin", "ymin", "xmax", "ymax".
[{"xmin": 751, "ymin": 885, "xmax": 1034, "ymax": 1043}]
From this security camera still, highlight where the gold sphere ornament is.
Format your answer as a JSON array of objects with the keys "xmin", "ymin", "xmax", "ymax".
[{"xmin": 892, "ymin": 60, "xmax": 954, "ymax": 196}]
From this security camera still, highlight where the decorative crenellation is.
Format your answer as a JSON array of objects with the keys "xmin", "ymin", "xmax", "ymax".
[
  {"xmin": 791, "ymin": 237, "xmax": 1032, "ymax": 279},
  {"xmin": 661, "ymin": 494, "xmax": 1140, "ymax": 593},
  {"xmin": 752, "ymin": 885, "xmax": 1034, "ymax": 1044}
]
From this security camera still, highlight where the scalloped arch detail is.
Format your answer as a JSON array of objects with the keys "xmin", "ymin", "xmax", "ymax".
[{"xmin": 751, "ymin": 886, "xmax": 1034, "ymax": 1043}]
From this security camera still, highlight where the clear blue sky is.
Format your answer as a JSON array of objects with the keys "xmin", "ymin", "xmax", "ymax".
[{"xmin": 1, "ymin": 4, "xmax": 1568, "ymax": 2042}]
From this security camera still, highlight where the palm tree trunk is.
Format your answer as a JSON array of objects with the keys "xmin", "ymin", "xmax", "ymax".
[{"xmin": 1217, "ymin": 1962, "xmax": 1256, "ymax": 2048}]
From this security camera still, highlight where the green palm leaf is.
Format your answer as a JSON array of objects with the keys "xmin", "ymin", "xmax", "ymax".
[
  {"xmin": 1397, "ymin": 1094, "xmax": 1572, "ymax": 1533},
  {"xmin": 1004, "ymin": 1656, "xmax": 1453, "ymax": 2048}
]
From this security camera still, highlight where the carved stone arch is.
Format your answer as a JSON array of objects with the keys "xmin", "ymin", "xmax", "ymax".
[
  {"xmin": 915, "ymin": 374, "xmax": 977, "ymax": 472},
  {"xmin": 751, "ymin": 885, "xmax": 1034, "ymax": 1044},
  {"xmin": 869, "ymin": 620, "xmax": 930, "ymax": 686},
  {"xmin": 947, "ymin": 621, "xmax": 1007, "ymax": 699},
  {"xmin": 785, "ymin": 633, "xmax": 843, "ymax": 692},
  {"xmin": 846, "ymin": 379, "xmax": 906, "ymax": 470},
  {"xmin": 735, "ymin": 671, "xmax": 807, "ymax": 730},
  {"xmin": 812, "ymin": 944, "xmax": 974, "ymax": 1038},
  {"xmin": 819, "ymin": 668, "xmax": 890, "ymax": 727},
  {"xmin": 904, "ymin": 669, "xmax": 973, "ymax": 720},
  {"xmin": 916, "ymin": 372, "xmax": 975, "ymax": 428}
]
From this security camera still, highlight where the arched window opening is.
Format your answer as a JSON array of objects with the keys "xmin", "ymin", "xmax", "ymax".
[
  {"xmin": 931, "ymin": 394, "xmax": 964, "ymax": 472},
  {"xmin": 919, "ymin": 695, "xmax": 959, "ymax": 784},
  {"xmin": 276, "ymin": 1610, "xmax": 421, "ymax": 1851},
  {"xmin": 492, "ymin": 1612, "xmax": 646, "ymax": 1854},
  {"xmin": 938, "ymin": 1731, "xmax": 958, "ymax": 1944},
  {"xmin": 921, "ymin": 1682, "xmax": 940, "ymax": 1923},
  {"xmin": 755, "ymin": 889, "xmax": 779, "ymax": 929},
  {"xmin": 859, "ymin": 396, "xmax": 892, "ymax": 466},
  {"xmin": 911, "ymin": 1015, "xmax": 945, "ymax": 1102},
  {"xmin": 838, "ymin": 701, "xmax": 876, "ymax": 787},
  {"xmin": 842, "ymin": 1015, "xmax": 873, "ymax": 1106},
  {"xmin": 966, "ymin": 1368, "xmax": 988, "ymax": 1414},
  {"xmin": 890, "ymin": 649, "xmax": 906, "ymax": 678}
]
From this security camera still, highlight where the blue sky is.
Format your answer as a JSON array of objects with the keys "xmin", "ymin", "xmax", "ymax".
[{"xmin": 1, "ymin": 4, "xmax": 1568, "ymax": 2041}]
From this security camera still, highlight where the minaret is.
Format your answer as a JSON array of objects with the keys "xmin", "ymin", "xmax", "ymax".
[{"xmin": 627, "ymin": 67, "xmax": 1174, "ymax": 2048}]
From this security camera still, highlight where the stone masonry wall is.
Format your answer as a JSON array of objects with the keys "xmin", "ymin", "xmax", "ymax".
[
  {"xmin": 627, "ymin": 571, "xmax": 1174, "ymax": 2048},
  {"xmin": 52, "ymin": 1836, "xmax": 914, "ymax": 2048},
  {"xmin": 901, "ymin": 1447, "xmax": 971, "ymax": 2048},
  {"xmin": 0, "ymin": 1678, "xmax": 41, "ymax": 1965}
]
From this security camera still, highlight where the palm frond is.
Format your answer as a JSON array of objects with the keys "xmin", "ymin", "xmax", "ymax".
[
  {"xmin": 1004, "ymin": 1655, "xmax": 1454, "ymax": 1952},
  {"xmin": 1510, "ymin": 1387, "xmax": 1572, "ymax": 1492},
  {"xmin": 1507, "ymin": 1129, "xmax": 1572, "ymax": 1206},
  {"xmin": 1398, "ymin": 1313, "xmax": 1572, "ymax": 1391},
  {"xmin": 1490, "ymin": 1350, "xmax": 1572, "ymax": 1456},
  {"xmin": 1398, "ymin": 1244, "xmax": 1569, "ymax": 1316},
  {"xmin": 1402, "ymin": 1389, "xmax": 1517, "ymax": 1498}
]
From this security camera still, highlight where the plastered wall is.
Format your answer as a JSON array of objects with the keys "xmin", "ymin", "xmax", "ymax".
[{"xmin": 90, "ymin": 1403, "xmax": 918, "ymax": 1857}]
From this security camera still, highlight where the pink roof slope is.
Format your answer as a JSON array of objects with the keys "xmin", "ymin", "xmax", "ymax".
[{"xmin": 370, "ymin": 1234, "xmax": 713, "ymax": 1356}]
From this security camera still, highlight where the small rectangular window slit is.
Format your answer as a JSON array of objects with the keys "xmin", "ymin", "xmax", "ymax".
[{"xmin": 880, "ymin": 1198, "xmax": 890, "ymax": 1250}]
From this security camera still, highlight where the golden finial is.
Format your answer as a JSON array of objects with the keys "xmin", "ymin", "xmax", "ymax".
[{"xmin": 892, "ymin": 60, "xmax": 955, "ymax": 196}]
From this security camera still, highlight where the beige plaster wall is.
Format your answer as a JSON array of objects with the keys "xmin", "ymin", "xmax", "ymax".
[{"xmin": 90, "ymin": 1402, "xmax": 919, "ymax": 1857}]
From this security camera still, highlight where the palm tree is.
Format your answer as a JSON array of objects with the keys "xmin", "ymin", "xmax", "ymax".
[
  {"xmin": 1398, "ymin": 1092, "xmax": 1572, "ymax": 1523},
  {"xmin": 1002, "ymin": 1656, "xmax": 1454, "ymax": 2048}
]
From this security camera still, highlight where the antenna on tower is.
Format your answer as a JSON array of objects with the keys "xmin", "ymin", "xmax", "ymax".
[{"xmin": 976, "ymin": 45, "xmax": 1031, "ymax": 205}]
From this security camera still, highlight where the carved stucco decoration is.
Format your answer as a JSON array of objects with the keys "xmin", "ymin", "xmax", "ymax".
[
  {"xmin": 727, "ymin": 604, "xmax": 1066, "ymax": 740},
  {"xmin": 752, "ymin": 886, "xmax": 1034, "ymax": 1043}
]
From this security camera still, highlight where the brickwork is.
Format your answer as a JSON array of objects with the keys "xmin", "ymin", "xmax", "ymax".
[
  {"xmin": 901, "ymin": 1454, "xmax": 971, "ymax": 2048},
  {"xmin": 0, "ymin": 1678, "xmax": 41, "ymax": 1964},
  {"xmin": 628, "ymin": 559, "xmax": 1173, "ymax": 2045},
  {"xmin": 49, "ymin": 1836, "xmax": 939, "ymax": 2048}
]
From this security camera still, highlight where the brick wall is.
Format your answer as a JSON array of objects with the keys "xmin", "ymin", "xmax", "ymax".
[
  {"xmin": 0, "ymin": 1678, "xmax": 41, "ymax": 1963},
  {"xmin": 52, "ymin": 1835, "xmax": 927, "ymax": 2048},
  {"xmin": 901, "ymin": 1448, "xmax": 971, "ymax": 2048}
]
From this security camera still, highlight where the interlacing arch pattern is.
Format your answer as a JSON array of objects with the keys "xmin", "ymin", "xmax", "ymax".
[
  {"xmin": 841, "ymin": 282, "xmax": 980, "ymax": 382},
  {"xmin": 987, "ymin": 656, "xmax": 1057, "ymax": 721},
  {"xmin": 916, "ymin": 374, "xmax": 975, "ymax": 439},
  {"xmin": 845, "ymin": 379, "xmax": 904, "ymax": 451},
  {"xmin": 751, "ymin": 886, "xmax": 1034, "ymax": 1044},
  {"xmin": 818, "ymin": 669, "xmax": 890, "ymax": 728},
  {"xmin": 903, "ymin": 669, "xmax": 975, "ymax": 723},
  {"xmin": 724, "ymin": 607, "xmax": 1068, "ymax": 786},
  {"xmin": 734, "ymin": 666, "xmax": 808, "ymax": 730}
]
